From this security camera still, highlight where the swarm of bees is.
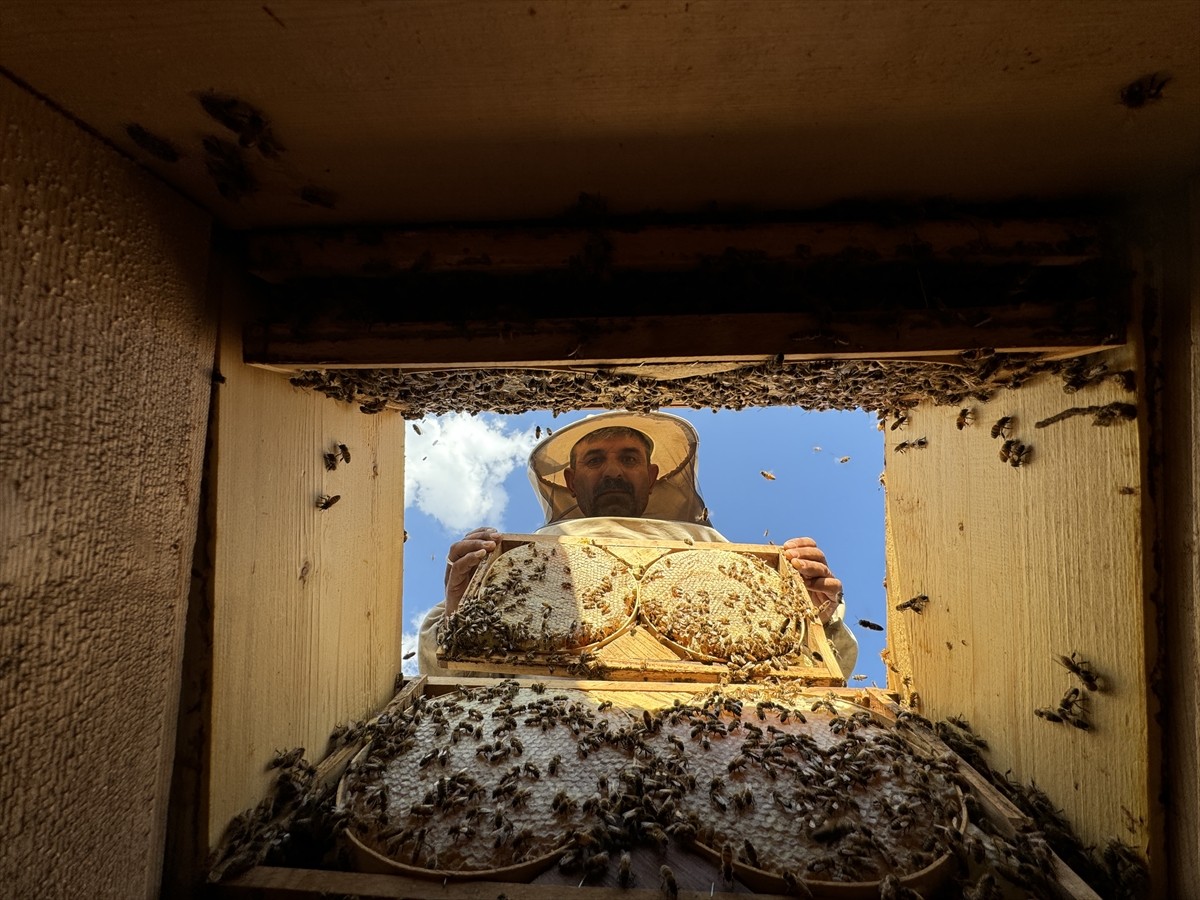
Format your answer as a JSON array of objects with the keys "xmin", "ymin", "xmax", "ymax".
[
  {"xmin": 288, "ymin": 349, "xmax": 1116, "ymax": 421},
  {"xmin": 439, "ymin": 542, "xmax": 637, "ymax": 659},
  {"xmin": 338, "ymin": 683, "xmax": 967, "ymax": 890},
  {"xmin": 639, "ymin": 550, "xmax": 810, "ymax": 662}
]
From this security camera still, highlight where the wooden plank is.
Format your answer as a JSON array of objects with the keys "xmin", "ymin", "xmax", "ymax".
[
  {"xmin": 207, "ymin": 277, "xmax": 407, "ymax": 848},
  {"xmin": 0, "ymin": 76, "xmax": 217, "ymax": 900},
  {"xmin": 1151, "ymin": 181, "xmax": 1200, "ymax": 897},
  {"xmin": 882, "ymin": 341, "xmax": 1155, "ymax": 859},
  {"xmin": 221, "ymin": 866, "xmax": 784, "ymax": 899},
  {"xmin": 244, "ymin": 219, "xmax": 1105, "ymax": 281},
  {"xmin": 244, "ymin": 305, "xmax": 1119, "ymax": 370}
]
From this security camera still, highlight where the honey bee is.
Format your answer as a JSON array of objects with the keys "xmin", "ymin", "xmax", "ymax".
[
  {"xmin": 1009, "ymin": 442, "xmax": 1032, "ymax": 468},
  {"xmin": 1034, "ymin": 707, "xmax": 1064, "ymax": 724},
  {"xmin": 956, "ymin": 408, "xmax": 974, "ymax": 430},
  {"xmin": 894, "ymin": 440, "xmax": 911, "ymax": 454},
  {"xmin": 991, "ymin": 416, "xmax": 1014, "ymax": 439},
  {"xmin": 913, "ymin": 436, "xmax": 928, "ymax": 449},
  {"xmin": 998, "ymin": 439, "xmax": 1016, "ymax": 463},
  {"xmin": 857, "ymin": 618, "xmax": 884, "ymax": 631},
  {"xmin": 697, "ymin": 506, "xmax": 710, "ymax": 523},
  {"xmin": 322, "ymin": 451, "xmax": 338, "ymax": 471},
  {"xmin": 535, "ymin": 425, "xmax": 542, "ymax": 439},
  {"xmin": 412, "ymin": 423, "xmax": 421, "ymax": 435},
  {"xmin": 1055, "ymin": 651, "xmax": 1101, "ymax": 691},
  {"xmin": 720, "ymin": 841, "xmax": 734, "ymax": 882},
  {"xmin": 338, "ymin": 443, "xmax": 351, "ymax": 463},
  {"xmin": 742, "ymin": 838, "xmax": 760, "ymax": 868},
  {"xmin": 660, "ymin": 865, "xmax": 678, "ymax": 899},
  {"xmin": 838, "ymin": 456, "xmax": 851, "ymax": 464},
  {"xmin": 895, "ymin": 594, "xmax": 929, "ymax": 614},
  {"xmin": 890, "ymin": 414, "xmax": 909, "ymax": 431},
  {"xmin": 316, "ymin": 494, "xmax": 341, "ymax": 510},
  {"xmin": 618, "ymin": 851, "xmax": 633, "ymax": 887},
  {"xmin": 760, "ymin": 470, "xmax": 776, "ymax": 481},
  {"xmin": 852, "ymin": 674, "xmax": 868, "ymax": 681},
  {"xmin": 548, "ymin": 754, "xmax": 562, "ymax": 776}
]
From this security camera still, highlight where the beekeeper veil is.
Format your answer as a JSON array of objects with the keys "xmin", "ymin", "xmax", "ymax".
[{"xmin": 528, "ymin": 411, "xmax": 709, "ymax": 527}]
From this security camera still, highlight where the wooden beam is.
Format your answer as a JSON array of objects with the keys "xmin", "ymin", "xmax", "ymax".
[
  {"xmin": 221, "ymin": 866, "xmax": 782, "ymax": 899},
  {"xmin": 244, "ymin": 305, "xmax": 1120, "ymax": 369},
  {"xmin": 244, "ymin": 219, "xmax": 1105, "ymax": 282}
]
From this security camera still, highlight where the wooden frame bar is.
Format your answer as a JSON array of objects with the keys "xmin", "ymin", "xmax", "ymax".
[
  {"xmin": 244, "ymin": 219, "xmax": 1105, "ymax": 282},
  {"xmin": 244, "ymin": 305, "xmax": 1120, "ymax": 370}
]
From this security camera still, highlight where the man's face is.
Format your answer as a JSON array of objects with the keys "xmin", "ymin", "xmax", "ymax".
[{"xmin": 564, "ymin": 434, "xmax": 659, "ymax": 517}]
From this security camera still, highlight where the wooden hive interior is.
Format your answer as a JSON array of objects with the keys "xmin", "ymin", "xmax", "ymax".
[{"xmin": 1, "ymin": 2, "xmax": 1197, "ymax": 897}]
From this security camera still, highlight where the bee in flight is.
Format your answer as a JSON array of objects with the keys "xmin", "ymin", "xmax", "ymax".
[
  {"xmin": 857, "ymin": 618, "xmax": 884, "ymax": 631},
  {"xmin": 760, "ymin": 470, "xmax": 776, "ymax": 481}
]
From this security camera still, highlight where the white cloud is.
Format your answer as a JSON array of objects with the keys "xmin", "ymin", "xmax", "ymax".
[{"xmin": 404, "ymin": 413, "xmax": 539, "ymax": 536}]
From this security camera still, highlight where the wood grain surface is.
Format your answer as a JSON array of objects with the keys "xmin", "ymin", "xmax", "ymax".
[
  {"xmin": 206, "ymin": 287, "xmax": 406, "ymax": 848},
  {"xmin": 0, "ymin": 77, "xmax": 215, "ymax": 898},
  {"xmin": 882, "ymin": 344, "xmax": 1157, "ymax": 860}
]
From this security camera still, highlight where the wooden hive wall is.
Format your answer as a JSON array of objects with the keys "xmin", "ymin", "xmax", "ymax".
[
  {"xmin": 882, "ymin": 344, "xmax": 1158, "ymax": 867},
  {"xmin": 0, "ymin": 78, "xmax": 215, "ymax": 896},
  {"xmin": 204, "ymin": 282, "xmax": 407, "ymax": 847}
]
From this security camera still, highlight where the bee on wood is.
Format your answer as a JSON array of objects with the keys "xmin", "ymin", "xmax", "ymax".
[
  {"xmin": 1009, "ymin": 442, "xmax": 1032, "ymax": 468},
  {"xmin": 956, "ymin": 408, "xmax": 974, "ymax": 430},
  {"xmin": 660, "ymin": 865, "xmax": 678, "ymax": 899},
  {"xmin": 857, "ymin": 618, "xmax": 884, "ymax": 631},
  {"xmin": 1056, "ymin": 651, "xmax": 1102, "ymax": 691},
  {"xmin": 720, "ymin": 841, "xmax": 735, "ymax": 882},
  {"xmin": 998, "ymin": 439, "xmax": 1016, "ymax": 463},
  {"xmin": 322, "ymin": 451, "xmax": 338, "ymax": 471},
  {"xmin": 895, "ymin": 594, "xmax": 929, "ymax": 613},
  {"xmin": 1035, "ymin": 707, "xmax": 1064, "ymax": 724},
  {"xmin": 618, "ymin": 851, "xmax": 633, "ymax": 887},
  {"xmin": 913, "ymin": 436, "xmax": 928, "ymax": 449},
  {"xmin": 991, "ymin": 416, "xmax": 1014, "ymax": 440},
  {"xmin": 1120, "ymin": 72, "xmax": 1170, "ymax": 109},
  {"xmin": 760, "ymin": 470, "xmax": 776, "ymax": 481},
  {"xmin": 316, "ymin": 494, "xmax": 341, "ymax": 510},
  {"xmin": 337, "ymin": 443, "xmax": 351, "ymax": 463},
  {"xmin": 890, "ymin": 414, "xmax": 909, "ymax": 431},
  {"xmin": 894, "ymin": 440, "xmax": 911, "ymax": 454},
  {"xmin": 359, "ymin": 398, "xmax": 387, "ymax": 414}
]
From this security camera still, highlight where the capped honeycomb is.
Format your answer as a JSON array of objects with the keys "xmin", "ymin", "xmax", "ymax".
[
  {"xmin": 658, "ymin": 693, "xmax": 964, "ymax": 886},
  {"xmin": 341, "ymin": 683, "xmax": 965, "ymax": 890},
  {"xmin": 440, "ymin": 542, "xmax": 637, "ymax": 657},
  {"xmin": 639, "ymin": 550, "xmax": 809, "ymax": 660},
  {"xmin": 342, "ymin": 683, "xmax": 637, "ymax": 873}
]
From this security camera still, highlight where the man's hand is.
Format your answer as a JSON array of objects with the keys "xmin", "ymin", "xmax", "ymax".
[
  {"xmin": 444, "ymin": 527, "xmax": 500, "ymax": 616},
  {"xmin": 782, "ymin": 537, "xmax": 844, "ymax": 625}
]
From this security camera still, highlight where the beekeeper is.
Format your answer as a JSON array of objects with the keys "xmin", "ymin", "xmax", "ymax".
[{"xmin": 419, "ymin": 411, "xmax": 858, "ymax": 674}]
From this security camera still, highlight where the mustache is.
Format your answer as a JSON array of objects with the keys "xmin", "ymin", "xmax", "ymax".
[{"xmin": 595, "ymin": 478, "xmax": 634, "ymax": 495}]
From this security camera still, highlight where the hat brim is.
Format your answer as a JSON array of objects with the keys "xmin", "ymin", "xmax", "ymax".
[{"xmin": 528, "ymin": 412, "xmax": 704, "ymax": 525}]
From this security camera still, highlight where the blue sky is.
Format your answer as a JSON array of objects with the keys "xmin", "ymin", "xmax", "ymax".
[{"xmin": 401, "ymin": 407, "xmax": 887, "ymax": 684}]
